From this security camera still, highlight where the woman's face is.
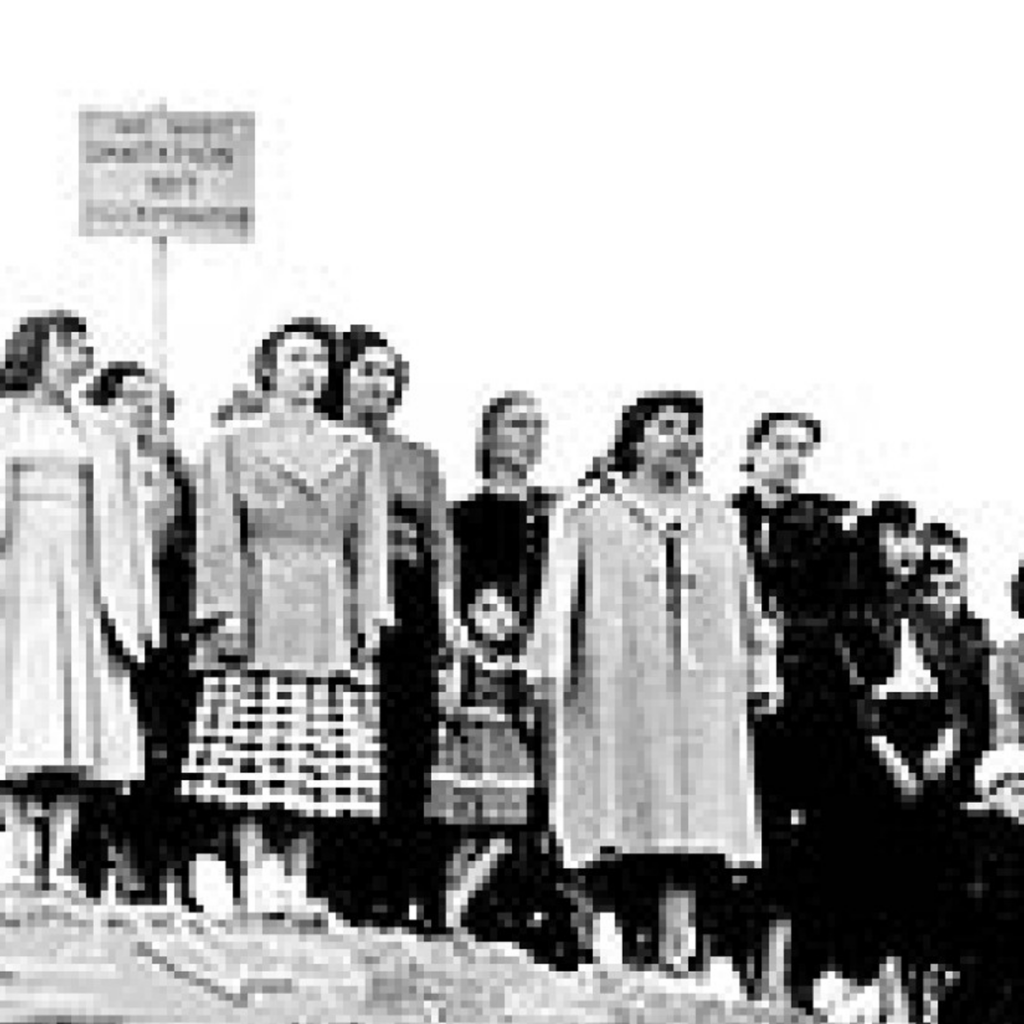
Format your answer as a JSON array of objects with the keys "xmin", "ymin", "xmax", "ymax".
[
  {"xmin": 749, "ymin": 420, "xmax": 816, "ymax": 494},
  {"xmin": 634, "ymin": 406, "xmax": 703, "ymax": 480},
  {"xmin": 113, "ymin": 373, "xmax": 173, "ymax": 445},
  {"xmin": 345, "ymin": 345, "xmax": 401, "ymax": 421},
  {"xmin": 879, "ymin": 524, "xmax": 924, "ymax": 581},
  {"xmin": 42, "ymin": 329, "xmax": 94, "ymax": 396},
  {"xmin": 271, "ymin": 332, "xmax": 330, "ymax": 405},
  {"xmin": 922, "ymin": 545, "xmax": 967, "ymax": 617},
  {"xmin": 489, "ymin": 397, "xmax": 545, "ymax": 479},
  {"xmin": 468, "ymin": 586, "xmax": 521, "ymax": 644}
]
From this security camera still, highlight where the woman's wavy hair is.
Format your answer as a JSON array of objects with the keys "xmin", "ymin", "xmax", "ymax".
[
  {"xmin": 580, "ymin": 391, "xmax": 704, "ymax": 486},
  {"xmin": 852, "ymin": 498, "xmax": 922, "ymax": 600},
  {"xmin": 0, "ymin": 311, "xmax": 87, "ymax": 395},
  {"xmin": 85, "ymin": 361, "xmax": 175, "ymax": 419},
  {"xmin": 322, "ymin": 324, "xmax": 410, "ymax": 422},
  {"xmin": 252, "ymin": 317, "xmax": 339, "ymax": 399}
]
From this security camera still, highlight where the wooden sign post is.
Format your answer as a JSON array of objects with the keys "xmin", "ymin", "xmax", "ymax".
[{"xmin": 79, "ymin": 106, "xmax": 255, "ymax": 380}]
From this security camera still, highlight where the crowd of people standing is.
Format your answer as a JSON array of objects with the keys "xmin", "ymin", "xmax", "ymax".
[{"xmin": 1, "ymin": 309, "xmax": 1024, "ymax": 1023}]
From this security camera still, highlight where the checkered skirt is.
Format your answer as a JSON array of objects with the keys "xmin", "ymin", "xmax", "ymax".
[{"xmin": 180, "ymin": 670, "xmax": 381, "ymax": 819}]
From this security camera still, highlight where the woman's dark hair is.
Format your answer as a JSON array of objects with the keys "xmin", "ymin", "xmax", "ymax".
[
  {"xmin": 747, "ymin": 411, "xmax": 822, "ymax": 451},
  {"xmin": 252, "ymin": 317, "xmax": 339, "ymax": 400},
  {"xmin": 1010, "ymin": 565, "xmax": 1024, "ymax": 620},
  {"xmin": 921, "ymin": 521, "xmax": 967, "ymax": 555},
  {"xmin": 741, "ymin": 411, "xmax": 822, "ymax": 472},
  {"xmin": 85, "ymin": 361, "xmax": 175, "ymax": 418},
  {"xmin": 477, "ymin": 390, "xmax": 541, "ymax": 481},
  {"xmin": 0, "ymin": 311, "xmax": 88, "ymax": 395},
  {"xmin": 852, "ymin": 498, "xmax": 921, "ymax": 599},
  {"xmin": 604, "ymin": 391, "xmax": 704, "ymax": 479},
  {"xmin": 322, "ymin": 324, "xmax": 409, "ymax": 421}
]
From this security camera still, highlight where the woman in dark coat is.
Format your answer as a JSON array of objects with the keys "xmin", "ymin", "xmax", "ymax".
[
  {"xmin": 837, "ymin": 503, "xmax": 990, "ymax": 1020},
  {"xmin": 428, "ymin": 391, "xmax": 556, "ymax": 932},
  {"xmin": 85, "ymin": 362, "xmax": 197, "ymax": 903},
  {"xmin": 731, "ymin": 411, "xmax": 862, "ymax": 1004},
  {"xmin": 326, "ymin": 325, "xmax": 462, "ymax": 928}
]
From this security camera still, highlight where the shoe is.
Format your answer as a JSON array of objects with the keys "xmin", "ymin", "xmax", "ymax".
[
  {"xmin": 702, "ymin": 956, "xmax": 747, "ymax": 1004},
  {"xmin": 592, "ymin": 910, "xmax": 625, "ymax": 967}
]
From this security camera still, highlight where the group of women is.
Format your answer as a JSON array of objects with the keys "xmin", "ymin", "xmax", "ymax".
[{"xmin": 1, "ymin": 310, "xmax": 1023, "ymax": 1023}]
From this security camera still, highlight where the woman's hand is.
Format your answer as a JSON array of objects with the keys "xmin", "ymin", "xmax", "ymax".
[
  {"xmin": 439, "ymin": 616, "xmax": 476, "ymax": 669},
  {"xmin": 352, "ymin": 625, "xmax": 384, "ymax": 670},
  {"xmin": 438, "ymin": 664, "xmax": 463, "ymax": 716},
  {"xmin": 987, "ymin": 778, "xmax": 1024, "ymax": 825},
  {"xmin": 749, "ymin": 653, "xmax": 783, "ymax": 717},
  {"xmin": 213, "ymin": 614, "xmax": 247, "ymax": 660},
  {"xmin": 870, "ymin": 734, "xmax": 922, "ymax": 801},
  {"xmin": 921, "ymin": 728, "xmax": 958, "ymax": 784},
  {"xmin": 891, "ymin": 763, "xmax": 924, "ymax": 801}
]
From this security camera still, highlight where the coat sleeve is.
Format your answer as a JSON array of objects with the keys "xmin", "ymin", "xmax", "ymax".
[
  {"xmin": 975, "ymin": 643, "xmax": 1024, "ymax": 796},
  {"xmin": 728, "ymin": 510, "xmax": 779, "ymax": 701},
  {"xmin": 193, "ymin": 432, "xmax": 246, "ymax": 651},
  {"xmin": 523, "ymin": 497, "xmax": 583, "ymax": 695},
  {"xmin": 990, "ymin": 645, "xmax": 1024, "ymax": 749},
  {"xmin": 351, "ymin": 440, "xmax": 394, "ymax": 653},
  {"xmin": 85, "ymin": 411, "xmax": 161, "ymax": 663},
  {"xmin": 424, "ymin": 446, "xmax": 461, "ymax": 644}
]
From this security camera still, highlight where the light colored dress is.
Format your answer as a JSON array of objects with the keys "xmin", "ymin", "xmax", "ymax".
[
  {"xmin": 180, "ymin": 407, "xmax": 392, "ymax": 819},
  {"xmin": 526, "ymin": 476, "xmax": 777, "ymax": 872},
  {"xmin": 0, "ymin": 394, "xmax": 159, "ymax": 784}
]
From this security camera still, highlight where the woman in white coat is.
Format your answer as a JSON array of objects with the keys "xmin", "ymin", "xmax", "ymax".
[
  {"xmin": 0, "ymin": 311, "xmax": 159, "ymax": 895},
  {"xmin": 527, "ymin": 392, "xmax": 779, "ymax": 980}
]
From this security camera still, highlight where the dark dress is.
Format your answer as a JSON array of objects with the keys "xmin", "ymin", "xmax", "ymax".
[
  {"xmin": 128, "ymin": 450, "xmax": 201, "ymax": 893},
  {"xmin": 450, "ymin": 487, "xmax": 556, "ymax": 633},
  {"xmin": 83, "ymin": 448, "xmax": 200, "ymax": 898},
  {"xmin": 837, "ymin": 601, "xmax": 991, "ymax": 976},
  {"xmin": 357, "ymin": 429, "xmax": 452, "ymax": 919},
  {"xmin": 142, "ymin": 450, "xmax": 198, "ymax": 789},
  {"xmin": 731, "ymin": 490, "xmax": 862, "ymax": 904},
  {"xmin": 428, "ymin": 487, "xmax": 556, "ymax": 830}
]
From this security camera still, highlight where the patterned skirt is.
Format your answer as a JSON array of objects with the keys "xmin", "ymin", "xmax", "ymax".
[
  {"xmin": 427, "ymin": 704, "xmax": 535, "ymax": 828},
  {"xmin": 180, "ymin": 671, "xmax": 381, "ymax": 819}
]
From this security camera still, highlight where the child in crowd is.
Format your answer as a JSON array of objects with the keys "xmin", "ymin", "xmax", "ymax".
[{"xmin": 430, "ymin": 584, "xmax": 539, "ymax": 932}]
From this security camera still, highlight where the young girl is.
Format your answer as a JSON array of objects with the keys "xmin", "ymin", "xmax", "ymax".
[{"xmin": 430, "ymin": 585, "xmax": 539, "ymax": 926}]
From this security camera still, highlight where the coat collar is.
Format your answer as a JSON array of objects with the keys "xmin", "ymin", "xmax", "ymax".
[
  {"xmin": 609, "ymin": 472, "xmax": 705, "ymax": 536},
  {"xmin": 238, "ymin": 409, "xmax": 375, "ymax": 493}
]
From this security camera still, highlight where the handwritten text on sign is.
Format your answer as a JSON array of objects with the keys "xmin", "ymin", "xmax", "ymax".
[{"xmin": 80, "ymin": 110, "xmax": 255, "ymax": 241}]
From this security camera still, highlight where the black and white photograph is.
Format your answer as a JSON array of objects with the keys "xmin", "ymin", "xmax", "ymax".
[{"xmin": 0, "ymin": 4, "xmax": 1023, "ymax": 1022}]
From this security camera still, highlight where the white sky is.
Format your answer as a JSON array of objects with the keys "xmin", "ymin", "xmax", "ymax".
[{"xmin": 1, "ymin": 3, "xmax": 1022, "ymax": 637}]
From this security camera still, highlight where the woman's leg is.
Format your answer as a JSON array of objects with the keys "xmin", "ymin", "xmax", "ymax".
[
  {"xmin": 0, "ymin": 791, "xmax": 38, "ymax": 885},
  {"xmin": 282, "ymin": 823, "xmax": 315, "ymax": 912},
  {"xmin": 236, "ymin": 813, "xmax": 272, "ymax": 913},
  {"xmin": 48, "ymin": 792, "xmax": 84, "ymax": 892},
  {"xmin": 658, "ymin": 882, "xmax": 699, "ymax": 972}
]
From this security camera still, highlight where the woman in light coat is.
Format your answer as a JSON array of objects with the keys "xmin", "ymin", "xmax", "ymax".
[
  {"xmin": 0, "ymin": 311, "xmax": 158, "ymax": 895},
  {"xmin": 180, "ymin": 318, "xmax": 392, "ymax": 918},
  {"xmin": 527, "ymin": 391, "xmax": 779, "ymax": 980}
]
